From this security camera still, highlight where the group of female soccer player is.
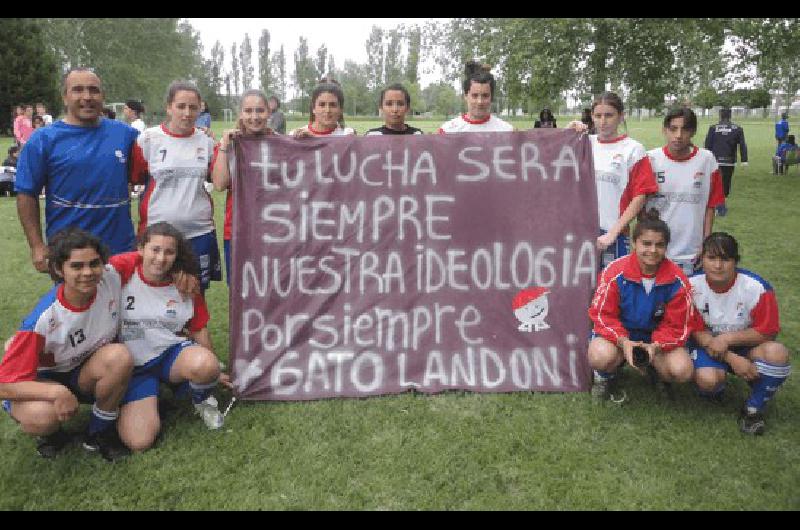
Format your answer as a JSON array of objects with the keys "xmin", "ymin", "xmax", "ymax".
[{"xmin": 0, "ymin": 61, "xmax": 792, "ymax": 462}]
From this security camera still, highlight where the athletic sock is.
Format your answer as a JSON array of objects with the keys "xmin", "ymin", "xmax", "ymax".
[
  {"xmin": 189, "ymin": 380, "xmax": 218, "ymax": 405},
  {"xmin": 593, "ymin": 370, "xmax": 617, "ymax": 382},
  {"xmin": 746, "ymin": 360, "xmax": 791, "ymax": 412},
  {"xmin": 88, "ymin": 404, "xmax": 119, "ymax": 435}
]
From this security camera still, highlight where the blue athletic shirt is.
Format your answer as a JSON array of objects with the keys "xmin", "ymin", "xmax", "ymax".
[{"xmin": 15, "ymin": 118, "xmax": 140, "ymax": 254}]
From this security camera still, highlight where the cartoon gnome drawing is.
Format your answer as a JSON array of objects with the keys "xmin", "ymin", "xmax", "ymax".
[{"xmin": 512, "ymin": 287, "xmax": 551, "ymax": 332}]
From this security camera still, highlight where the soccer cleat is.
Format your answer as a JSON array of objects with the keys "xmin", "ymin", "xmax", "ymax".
[
  {"xmin": 35, "ymin": 429, "xmax": 71, "ymax": 458},
  {"xmin": 83, "ymin": 428, "xmax": 131, "ymax": 462},
  {"xmin": 739, "ymin": 408, "xmax": 766, "ymax": 436},
  {"xmin": 194, "ymin": 395, "xmax": 224, "ymax": 430}
]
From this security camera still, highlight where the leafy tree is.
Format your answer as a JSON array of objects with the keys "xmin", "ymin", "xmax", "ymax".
[
  {"xmin": 365, "ymin": 27, "xmax": 385, "ymax": 95},
  {"xmin": 339, "ymin": 60, "xmax": 372, "ymax": 116},
  {"xmin": 732, "ymin": 18, "xmax": 800, "ymax": 112},
  {"xmin": 694, "ymin": 87, "xmax": 719, "ymax": 109},
  {"xmin": 327, "ymin": 54, "xmax": 336, "ymax": 80},
  {"xmin": 0, "ymin": 18, "xmax": 60, "ymax": 134},
  {"xmin": 384, "ymin": 29, "xmax": 404, "ymax": 84},
  {"xmin": 316, "ymin": 44, "xmax": 328, "ymax": 80},
  {"xmin": 293, "ymin": 37, "xmax": 315, "ymax": 114},
  {"xmin": 405, "ymin": 26, "xmax": 422, "ymax": 84},
  {"xmin": 39, "ymin": 18, "xmax": 209, "ymax": 120},
  {"xmin": 423, "ymin": 82, "xmax": 460, "ymax": 117},
  {"xmin": 258, "ymin": 30, "xmax": 271, "ymax": 94},
  {"xmin": 231, "ymin": 42, "xmax": 240, "ymax": 96},
  {"xmin": 406, "ymin": 81, "xmax": 425, "ymax": 115},
  {"xmin": 210, "ymin": 40, "xmax": 225, "ymax": 99},
  {"xmin": 240, "ymin": 34, "xmax": 254, "ymax": 91},
  {"xmin": 272, "ymin": 45, "xmax": 287, "ymax": 101}
]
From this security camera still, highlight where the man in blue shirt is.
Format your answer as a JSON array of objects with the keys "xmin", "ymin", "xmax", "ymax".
[
  {"xmin": 775, "ymin": 112, "xmax": 789, "ymax": 147},
  {"xmin": 15, "ymin": 68, "xmax": 140, "ymax": 272}
]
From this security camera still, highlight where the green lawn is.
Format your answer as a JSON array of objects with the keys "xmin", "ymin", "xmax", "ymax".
[{"xmin": 0, "ymin": 116, "xmax": 798, "ymax": 510}]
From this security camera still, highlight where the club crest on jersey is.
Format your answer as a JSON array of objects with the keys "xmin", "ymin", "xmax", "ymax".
[
  {"xmin": 108, "ymin": 299, "xmax": 117, "ymax": 319},
  {"xmin": 693, "ymin": 171, "xmax": 704, "ymax": 188},
  {"xmin": 115, "ymin": 149, "xmax": 127, "ymax": 163},
  {"xmin": 165, "ymin": 299, "xmax": 178, "ymax": 318},
  {"xmin": 47, "ymin": 316, "xmax": 60, "ymax": 332},
  {"xmin": 196, "ymin": 147, "xmax": 206, "ymax": 161},
  {"xmin": 611, "ymin": 154, "xmax": 624, "ymax": 168},
  {"xmin": 735, "ymin": 302, "xmax": 745, "ymax": 319},
  {"xmin": 512, "ymin": 287, "xmax": 550, "ymax": 333}
]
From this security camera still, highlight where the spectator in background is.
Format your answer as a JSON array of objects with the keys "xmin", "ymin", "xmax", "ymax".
[
  {"xmin": 15, "ymin": 67, "xmax": 140, "ymax": 272},
  {"xmin": 775, "ymin": 112, "xmax": 789, "ymax": 147},
  {"xmin": 12, "ymin": 106, "xmax": 24, "ymax": 145},
  {"xmin": 267, "ymin": 96, "xmax": 286, "ymax": 134},
  {"xmin": 15, "ymin": 105, "xmax": 34, "ymax": 146},
  {"xmin": 773, "ymin": 134, "xmax": 797, "ymax": 175},
  {"xmin": 123, "ymin": 99, "xmax": 146, "ymax": 134},
  {"xmin": 35, "ymin": 103, "xmax": 53, "ymax": 125},
  {"xmin": 534, "ymin": 108, "xmax": 557, "ymax": 128},
  {"xmin": 704, "ymin": 107, "xmax": 748, "ymax": 215},
  {"xmin": 32, "ymin": 115, "xmax": 45, "ymax": 129},
  {"xmin": 0, "ymin": 146, "xmax": 19, "ymax": 197},
  {"xmin": 102, "ymin": 107, "xmax": 116, "ymax": 120},
  {"xmin": 580, "ymin": 108, "xmax": 595, "ymax": 134},
  {"xmin": 195, "ymin": 100, "xmax": 211, "ymax": 131}
]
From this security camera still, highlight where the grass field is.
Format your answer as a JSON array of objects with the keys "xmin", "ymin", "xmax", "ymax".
[{"xmin": 0, "ymin": 116, "xmax": 798, "ymax": 510}]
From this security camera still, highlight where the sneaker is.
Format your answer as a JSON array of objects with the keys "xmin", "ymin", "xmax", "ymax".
[
  {"xmin": 591, "ymin": 373, "xmax": 617, "ymax": 401},
  {"xmin": 739, "ymin": 408, "xmax": 765, "ymax": 435},
  {"xmin": 83, "ymin": 428, "xmax": 131, "ymax": 462},
  {"xmin": 35, "ymin": 429, "xmax": 72, "ymax": 458},
  {"xmin": 194, "ymin": 395, "xmax": 224, "ymax": 430}
]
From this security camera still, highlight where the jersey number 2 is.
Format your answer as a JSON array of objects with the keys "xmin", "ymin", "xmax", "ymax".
[{"xmin": 126, "ymin": 296, "xmax": 135, "ymax": 310}]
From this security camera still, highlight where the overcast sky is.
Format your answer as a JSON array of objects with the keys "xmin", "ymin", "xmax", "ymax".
[{"xmin": 186, "ymin": 18, "xmax": 451, "ymax": 93}]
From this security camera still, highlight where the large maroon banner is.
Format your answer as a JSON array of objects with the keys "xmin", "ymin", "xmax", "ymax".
[{"xmin": 229, "ymin": 130, "xmax": 598, "ymax": 400}]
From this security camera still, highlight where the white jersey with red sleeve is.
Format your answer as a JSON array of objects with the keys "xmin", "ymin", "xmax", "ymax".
[
  {"xmin": 646, "ymin": 146, "xmax": 725, "ymax": 263},
  {"xmin": 114, "ymin": 253, "xmax": 209, "ymax": 367},
  {"xmin": 0, "ymin": 266, "xmax": 122, "ymax": 383},
  {"xmin": 689, "ymin": 268, "xmax": 780, "ymax": 337},
  {"xmin": 590, "ymin": 135, "xmax": 657, "ymax": 231},
  {"xmin": 130, "ymin": 125, "xmax": 217, "ymax": 239},
  {"xmin": 438, "ymin": 114, "xmax": 514, "ymax": 134}
]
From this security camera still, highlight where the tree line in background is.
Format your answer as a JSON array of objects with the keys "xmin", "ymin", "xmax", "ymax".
[
  {"xmin": 2, "ymin": 18, "xmax": 799, "ymax": 134},
  {"xmin": 430, "ymin": 18, "xmax": 800, "ymax": 116}
]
